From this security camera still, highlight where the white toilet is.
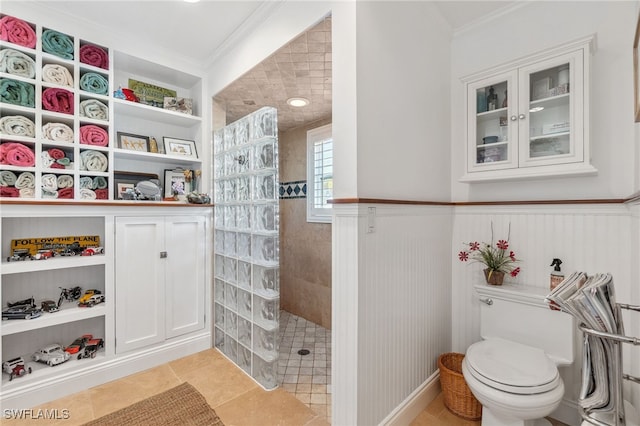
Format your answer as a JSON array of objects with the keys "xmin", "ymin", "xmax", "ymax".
[{"xmin": 462, "ymin": 283, "xmax": 574, "ymax": 426}]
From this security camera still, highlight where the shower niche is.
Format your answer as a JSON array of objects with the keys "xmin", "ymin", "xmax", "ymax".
[{"xmin": 213, "ymin": 107, "xmax": 280, "ymax": 389}]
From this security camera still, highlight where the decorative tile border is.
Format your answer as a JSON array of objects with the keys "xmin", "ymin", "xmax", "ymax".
[{"xmin": 279, "ymin": 180, "xmax": 307, "ymax": 199}]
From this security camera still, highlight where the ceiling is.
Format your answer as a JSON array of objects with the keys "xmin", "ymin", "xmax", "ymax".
[{"xmin": 25, "ymin": 0, "xmax": 514, "ymax": 132}]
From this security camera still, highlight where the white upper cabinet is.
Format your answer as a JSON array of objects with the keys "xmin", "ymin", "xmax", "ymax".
[{"xmin": 461, "ymin": 36, "xmax": 596, "ymax": 182}]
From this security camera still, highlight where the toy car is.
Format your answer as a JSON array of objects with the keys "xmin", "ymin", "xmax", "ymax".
[
  {"xmin": 65, "ymin": 334, "xmax": 93, "ymax": 358},
  {"xmin": 7, "ymin": 249, "xmax": 32, "ymax": 262},
  {"xmin": 41, "ymin": 300, "xmax": 59, "ymax": 312},
  {"xmin": 33, "ymin": 343, "xmax": 70, "ymax": 366},
  {"xmin": 81, "ymin": 337, "xmax": 104, "ymax": 359},
  {"xmin": 32, "ymin": 249, "xmax": 55, "ymax": 260},
  {"xmin": 2, "ymin": 357, "xmax": 32, "ymax": 381},
  {"xmin": 2, "ymin": 304, "xmax": 41, "ymax": 320},
  {"xmin": 78, "ymin": 289, "xmax": 103, "ymax": 306},
  {"xmin": 81, "ymin": 247, "xmax": 104, "ymax": 256},
  {"xmin": 7, "ymin": 297, "xmax": 35, "ymax": 308}
]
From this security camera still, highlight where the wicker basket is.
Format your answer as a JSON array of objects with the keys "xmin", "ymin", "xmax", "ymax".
[{"xmin": 437, "ymin": 352, "xmax": 482, "ymax": 421}]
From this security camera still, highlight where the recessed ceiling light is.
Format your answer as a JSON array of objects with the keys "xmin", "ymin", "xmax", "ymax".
[
  {"xmin": 287, "ymin": 97, "xmax": 310, "ymax": 107},
  {"xmin": 184, "ymin": 0, "xmax": 200, "ymax": 3},
  {"xmin": 529, "ymin": 106, "xmax": 545, "ymax": 112}
]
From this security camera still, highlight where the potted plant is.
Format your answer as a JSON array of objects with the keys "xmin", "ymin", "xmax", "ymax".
[{"xmin": 457, "ymin": 224, "xmax": 521, "ymax": 285}]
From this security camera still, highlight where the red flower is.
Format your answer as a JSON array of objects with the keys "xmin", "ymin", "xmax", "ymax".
[
  {"xmin": 458, "ymin": 251, "xmax": 469, "ymax": 261},
  {"xmin": 510, "ymin": 267, "xmax": 521, "ymax": 277},
  {"xmin": 497, "ymin": 239, "xmax": 509, "ymax": 250},
  {"xmin": 509, "ymin": 251, "xmax": 516, "ymax": 261},
  {"xmin": 469, "ymin": 242, "xmax": 480, "ymax": 251}
]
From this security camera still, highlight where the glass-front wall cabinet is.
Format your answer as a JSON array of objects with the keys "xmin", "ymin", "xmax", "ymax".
[{"xmin": 463, "ymin": 36, "xmax": 595, "ymax": 182}]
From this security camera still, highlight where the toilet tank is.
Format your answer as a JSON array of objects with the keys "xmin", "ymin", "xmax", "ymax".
[{"xmin": 475, "ymin": 282, "xmax": 574, "ymax": 365}]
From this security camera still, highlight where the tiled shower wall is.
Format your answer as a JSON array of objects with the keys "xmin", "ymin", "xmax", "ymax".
[
  {"xmin": 213, "ymin": 107, "xmax": 280, "ymax": 389},
  {"xmin": 279, "ymin": 119, "xmax": 332, "ymax": 329}
]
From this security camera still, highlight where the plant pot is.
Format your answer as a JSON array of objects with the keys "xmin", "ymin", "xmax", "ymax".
[{"xmin": 484, "ymin": 268, "xmax": 505, "ymax": 285}]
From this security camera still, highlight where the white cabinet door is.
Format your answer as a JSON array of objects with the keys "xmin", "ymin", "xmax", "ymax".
[
  {"xmin": 115, "ymin": 217, "xmax": 166, "ymax": 353},
  {"xmin": 165, "ymin": 216, "xmax": 206, "ymax": 338}
]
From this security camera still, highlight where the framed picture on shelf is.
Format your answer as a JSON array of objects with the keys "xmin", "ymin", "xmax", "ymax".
[
  {"xmin": 117, "ymin": 132, "xmax": 149, "ymax": 152},
  {"xmin": 163, "ymin": 137, "xmax": 198, "ymax": 159},
  {"xmin": 113, "ymin": 171, "xmax": 159, "ymax": 200},
  {"xmin": 164, "ymin": 169, "xmax": 191, "ymax": 198}
]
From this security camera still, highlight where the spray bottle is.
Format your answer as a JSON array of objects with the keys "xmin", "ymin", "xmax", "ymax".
[{"xmin": 549, "ymin": 258, "xmax": 563, "ymax": 311}]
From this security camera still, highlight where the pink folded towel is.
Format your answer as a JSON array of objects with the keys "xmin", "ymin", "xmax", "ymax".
[
  {"xmin": 58, "ymin": 187, "xmax": 73, "ymax": 199},
  {"xmin": 80, "ymin": 44, "xmax": 109, "ymax": 70},
  {"xmin": 0, "ymin": 142, "xmax": 35, "ymax": 166},
  {"xmin": 95, "ymin": 188, "xmax": 108, "ymax": 200},
  {"xmin": 0, "ymin": 187, "xmax": 20, "ymax": 197},
  {"xmin": 80, "ymin": 124, "xmax": 108, "ymax": 146},
  {"xmin": 0, "ymin": 15, "xmax": 36, "ymax": 48},
  {"xmin": 42, "ymin": 87, "xmax": 74, "ymax": 114},
  {"xmin": 47, "ymin": 148, "xmax": 65, "ymax": 160}
]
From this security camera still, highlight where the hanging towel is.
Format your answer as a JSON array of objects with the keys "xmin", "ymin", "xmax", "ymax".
[
  {"xmin": 42, "ymin": 87, "xmax": 74, "ymax": 114},
  {"xmin": 42, "ymin": 122, "xmax": 73, "ymax": 142},
  {"xmin": 0, "ymin": 142, "xmax": 35, "ymax": 166},
  {"xmin": 79, "ymin": 99, "xmax": 108, "ymax": 121},
  {"xmin": 0, "ymin": 78, "xmax": 35, "ymax": 107},
  {"xmin": 15, "ymin": 171, "xmax": 35, "ymax": 189},
  {"xmin": 79, "ymin": 124, "xmax": 108, "ymax": 146},
  {"xmin": 42, "ymin": 64, "xmax": 73, "ymax": 86},
  {"xmin": 0, "ymin": 16, "xmax": 36, "ymax": 48},
  {"xmin": 0, "ymin": 115, "xmax": 35, "ymax": 137},
  {"xmin": 79, "ymin": 44, "xmax": 108, "ymax": 69},
  {"xmin": 0, "ymin": 170, "xmax": 17, "ymax": 186},
  {"xmin": 0, "ymin": 48, "xmax": 35, "ymax": 78},
  {"xmin": 80, "ymin": 72, "xmax": 108, "ymax": 95},
  {"xmin": 41, "ymin": 29, "xmax": 74, "ymax": 60},
  {"xmin": 79, "ymin": 150, "xmax": 108, "ymax": 172}
]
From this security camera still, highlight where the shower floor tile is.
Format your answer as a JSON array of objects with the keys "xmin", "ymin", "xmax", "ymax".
[{"xmin": 279, "ymin": 311, "xmax": 332, "ymax": 424}]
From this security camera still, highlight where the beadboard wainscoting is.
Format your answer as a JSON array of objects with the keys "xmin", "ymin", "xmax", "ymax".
[
  {"xmin": 451, "ymin": 203, "xmax": 638, "ymax": 425},
  {"xmin": 332, "ymin": 204, "xmax": 453, "ymax": 425}
]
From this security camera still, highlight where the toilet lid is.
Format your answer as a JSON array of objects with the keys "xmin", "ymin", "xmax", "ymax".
[{"xmin": 466, "ymin": 338, "xmax": 560, "ymax": 395}]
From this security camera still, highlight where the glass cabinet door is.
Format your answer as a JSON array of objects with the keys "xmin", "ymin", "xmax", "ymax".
[
  {"xmin": 518, "ymin": 50, "xmax": 584, "ymax": 166},
  {"xmin": 467, "ymin": 72, "xmax": 517, "ymax": 172}
]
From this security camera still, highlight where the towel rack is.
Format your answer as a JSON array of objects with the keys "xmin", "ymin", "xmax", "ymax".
[{"xmin": 579, "ymin": 303, "xmax": 640, "ymax": 426}]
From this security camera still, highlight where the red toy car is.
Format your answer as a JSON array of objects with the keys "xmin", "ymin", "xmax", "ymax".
[
  {"xmin": 2, "ymin": 357, "xmax": 32, "ymax": 381},
  {"xmin": 81, "ymin": 247, "xmax": 104, "ymax": 256},
  {"xmin": 65, "ymin": 334, "xmax": 93, "ymax": 358}
]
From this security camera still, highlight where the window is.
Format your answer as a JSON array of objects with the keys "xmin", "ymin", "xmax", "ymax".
[{"xmin": 307, "ymin": 124, "xmax": 333, "ymax": 223}]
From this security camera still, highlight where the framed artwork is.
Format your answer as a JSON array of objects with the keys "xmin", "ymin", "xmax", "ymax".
[
  {"xmin": 113, "ymin": 171, "xmax": 159, "ymax": 200},
  {"xmin": 164, "ymin": 169, "xmax": 191, "ymax": 197},
  {"xmin": 634, "ymin": 11, "xmax": 640, "ymax": 122},
  {"xmin": 128, "ymin": 78, "xmax": 177, "ymax": 108},
  {"xmin": 163, "ymin": 137, "xmax": 198, "ymax": 159},
  {"xmin": 117, "ymin": 132, "xmax": 149, "ymax": 152}
]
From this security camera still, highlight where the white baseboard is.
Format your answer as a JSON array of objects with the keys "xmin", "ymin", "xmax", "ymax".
[
  {"xmin": 381, "ymin": 371, "xmax": 441, "ymax": 426},
  {"xmin": 1, "ymin": 332, "xmax": 211, "ymax": 411}
]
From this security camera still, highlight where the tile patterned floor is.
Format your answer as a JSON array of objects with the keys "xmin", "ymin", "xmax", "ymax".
[{"xmin": 278, "ymin": 310, "xmax": 332, "ymax": 424}]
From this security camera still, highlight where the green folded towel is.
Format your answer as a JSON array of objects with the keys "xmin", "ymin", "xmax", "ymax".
[
  {"xmin": 42, "ymin": 29, "xmax": 74, "ymax": 60},
  {"xmin": 80, "ymin": 72, "xmax": 108, "ymax": 95},
  {"xmin": 0, "ymin": 78, "xmax": 35, "ymax": 107}
]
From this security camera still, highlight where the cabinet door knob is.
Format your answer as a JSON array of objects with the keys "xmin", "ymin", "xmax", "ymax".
[
  {"xmin": 510, "ymin": 115, "xmax": 518, "ymax": 121},
  {"xmin": 160, "ymin": 251, "xmax": 167, "ymax": 258},
  {"xmin": 518, "ymin": 113, "xmax": 526, "ymax": 120}
]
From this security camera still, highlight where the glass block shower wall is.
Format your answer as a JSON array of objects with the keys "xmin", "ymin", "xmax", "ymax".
[{"xmin": 213, "ymin": 107, "xmax": 280, "ymax": 389}]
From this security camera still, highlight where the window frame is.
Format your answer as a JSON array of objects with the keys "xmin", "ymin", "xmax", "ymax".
[{"xmin": 306, "ymin": 123, "xmax": 333, "ymax": 223}]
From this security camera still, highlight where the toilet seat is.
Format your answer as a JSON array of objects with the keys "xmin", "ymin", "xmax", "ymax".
[{"xmin": 466, "ymin": 337, "xmax": 560, "ymax": 395}]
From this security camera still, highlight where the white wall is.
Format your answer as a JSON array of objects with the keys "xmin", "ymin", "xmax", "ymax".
[
  {"xmin": 451, "ymin": 1, "xmax": 637, "ymax": 202},
  {"xmin": 355, "ymin": 1, "xmax": 452, "ymax": 200}
]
